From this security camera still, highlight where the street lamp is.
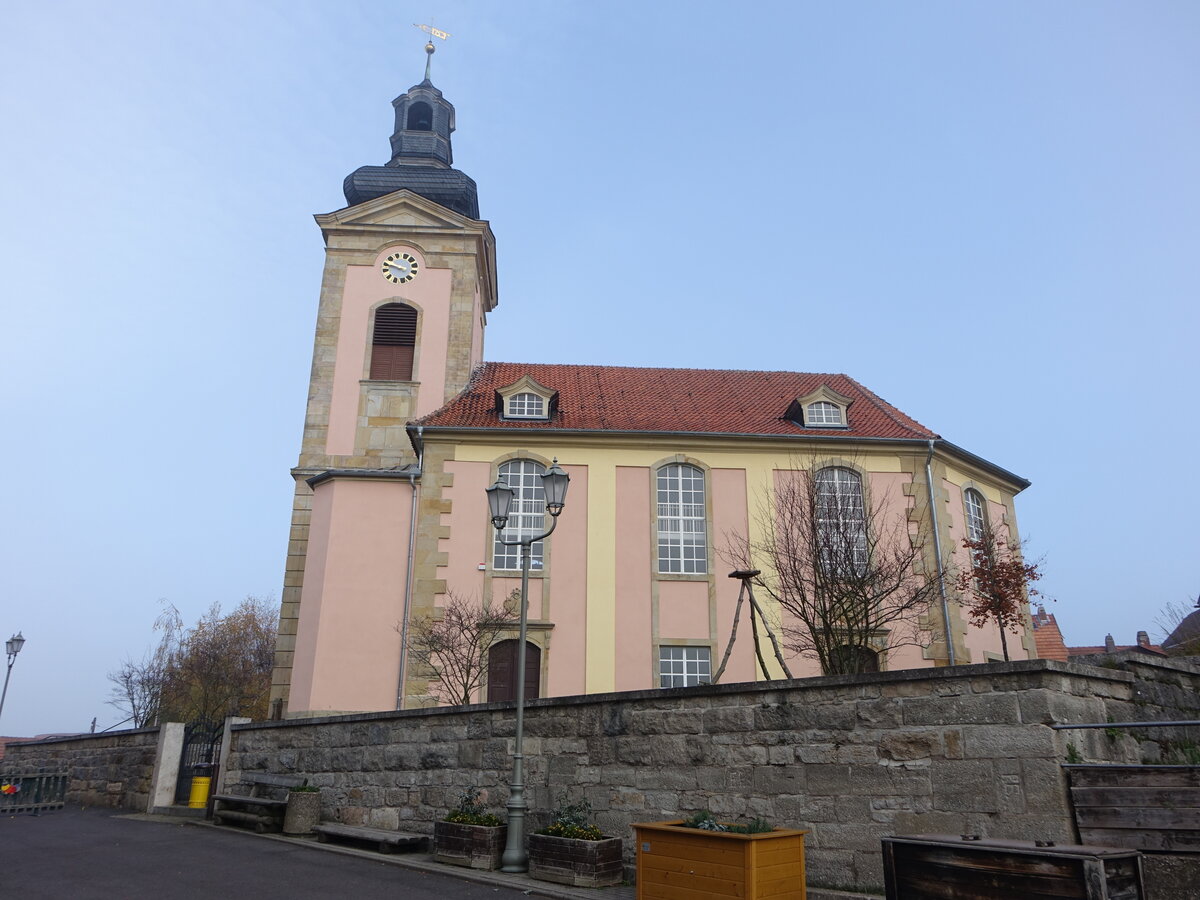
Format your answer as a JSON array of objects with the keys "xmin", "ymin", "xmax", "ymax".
[
  {"xmin": 486, "ymin": 459, "xmax": 569, "ymax": 873},
  {"xmin": 0, "ymin": 632, "xmax": 26, "ymax": 727}
]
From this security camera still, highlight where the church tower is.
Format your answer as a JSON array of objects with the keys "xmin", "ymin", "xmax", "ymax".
[{"xmin": 271, "ymin": 44, "xmax": 496, "ymax": 717}]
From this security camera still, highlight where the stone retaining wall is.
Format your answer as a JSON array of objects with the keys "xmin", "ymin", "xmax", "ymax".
[
  {"xmin": 226, "ymin": 658, "xmax": 1200, "ymax": 892},
  {"xmin": 1, "ymin": 727, "xmax": 161, "ymax": 810}
]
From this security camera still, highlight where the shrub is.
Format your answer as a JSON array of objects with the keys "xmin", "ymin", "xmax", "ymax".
[
  {"xmin": 444, "ymin": 788, "xmax": 503, "ymax": 827},
  {"xmin": 680, "ymin": 810, "xmax": 774, "ymax": 834},
  {"xmin": 538, "ymin": 795, "xmax": 604, "ymax": 841}
]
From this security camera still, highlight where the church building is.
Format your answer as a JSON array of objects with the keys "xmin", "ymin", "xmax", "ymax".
[{"xmin": 269, "ymin": 56, "xmax": 1036, "ymax": 719}]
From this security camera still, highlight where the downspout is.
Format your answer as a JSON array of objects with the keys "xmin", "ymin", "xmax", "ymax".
[
  {"xmin": 926, "ymin": 440, "xmax": 956, "ymax": 666},
  {"xmin": 396, "ymin": 426, "xmax": 424, "ymax": 709}
]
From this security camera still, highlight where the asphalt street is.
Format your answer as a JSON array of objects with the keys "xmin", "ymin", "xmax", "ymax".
[{"xmin": 2, "ymin": 808, "xmax": 548, "ymax": 900}]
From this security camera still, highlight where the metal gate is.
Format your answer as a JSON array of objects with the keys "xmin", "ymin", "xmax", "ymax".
[
  {"xmin": 174, "ymin": 719, "xmax": 222, "ymax": 804},
  {"xmin": 0, "ymin": 768, "xmax": 68, "ymax": 813}
]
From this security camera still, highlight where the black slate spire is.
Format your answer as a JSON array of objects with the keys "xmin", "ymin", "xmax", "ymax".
[{"xmin": 342, "ymin": 47, "xmax": 479, "ymax": 217}]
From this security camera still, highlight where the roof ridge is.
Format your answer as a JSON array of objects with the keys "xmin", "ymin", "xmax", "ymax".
[
  {"xmin": 840, "ymin": 374, "xmax": 938, "ymax": 439},
  {"xmin": 485, "ymin": 360, "xmax": 850, "ymax": 378}
]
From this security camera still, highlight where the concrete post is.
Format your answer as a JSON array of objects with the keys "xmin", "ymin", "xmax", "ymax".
[
  {"xmin": 146, "ymin": 723, "xmax": 185, "ymax": 813},
  {"xmin": 214, "ymin": 716, "xmax": 251, "ymax": 797}
]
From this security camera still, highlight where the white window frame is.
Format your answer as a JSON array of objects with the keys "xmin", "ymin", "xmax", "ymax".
[
  {"xmin": 815, "ymin": 466, "xmax": 868, "ymax": 576},
  {"xmin": 963, "ymin": 488, "xmax": 987, "ymax": 543},
  {"xmin": 658, "ymin": 646, "xmax": 712, "ymax": 687},
  {"xmin": 806, "ymin": 401, "xmax": 843, "ymax": 426},
  {"xmin": 505, "ymin": 392, "xmax": 546, "ymax": 419},
  {"xmin": 656, "ymin": 463, "xmax": 708, "ymax": 574},
  {"xmin": 492, "ymin": 459, "xmax": 546, "ymax": 571}
]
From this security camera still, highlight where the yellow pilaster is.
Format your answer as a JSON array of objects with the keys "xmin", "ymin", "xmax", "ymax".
[{"xmin": 585, "ymin": 463, "xmax": 617, "ymax": 692}]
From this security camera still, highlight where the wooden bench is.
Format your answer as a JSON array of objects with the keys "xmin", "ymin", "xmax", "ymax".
[
  {"xmin": 313, "ymin": 823, "xmax": 428, "ymax": 854},
  {"xmin": 212, "ymin": 773, "xmax": 306, "ymax": 833}
]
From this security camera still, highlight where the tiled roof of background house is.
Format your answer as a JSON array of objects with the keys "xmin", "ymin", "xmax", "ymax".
[
  {"xmin": 1030, "ymin": 607, "xmax": 1069, "ymax": 662},
  {"xmin": 416, "ymin": 363, "xmax": 940, "ymax": 440}
]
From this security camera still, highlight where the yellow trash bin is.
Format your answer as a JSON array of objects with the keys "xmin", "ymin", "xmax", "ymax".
[{"xmin": 187, "ymin": 775, "xmax": 212, "ymax": 809}]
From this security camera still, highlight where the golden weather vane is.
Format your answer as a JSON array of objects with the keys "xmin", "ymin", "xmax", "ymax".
[{"xmin": 413, "ymin": 23, "xmax": 450, "ymax": 81}]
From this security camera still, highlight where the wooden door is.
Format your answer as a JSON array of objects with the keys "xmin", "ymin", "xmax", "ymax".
[{"xmin": 487, "ymin": 640, "xmax": 541, "ymax": 702}]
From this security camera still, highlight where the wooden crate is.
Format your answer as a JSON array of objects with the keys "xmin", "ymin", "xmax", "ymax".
[
  {"xmin": 882, "ymin": 834, "xmax": 1145, "ymax": 900},
  {"xmin": 633, "ymin": 820, "xmax": 807, "ymax": 900},
  {"xmin": 1065, "ymin": 764, "xmax": 1200, "ymax": 853}
]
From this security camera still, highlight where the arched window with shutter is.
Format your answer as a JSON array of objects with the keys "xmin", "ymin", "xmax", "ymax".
[{"xmin": 369, "ymin": 303, "xmax": 418, "ymax": 381}]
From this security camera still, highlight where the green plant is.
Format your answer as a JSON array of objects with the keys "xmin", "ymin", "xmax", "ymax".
[
  {"xmin": 444, "ymin": 788, "xmax": 503, "ymax": 827},
  {"xmin": 680, "ymin": 810, "xmax": 774, "ymax": 834},
  {"xmin": 290, "ymin": 779, "xmax": 320, "ymax": 793},
  {"xmin": 1065, "ymin": 742, "xmax": 1082, "ymax": 764},
  {"xmin": 538, "ymin": 795, "xmax": 604, "ymax": 841}
]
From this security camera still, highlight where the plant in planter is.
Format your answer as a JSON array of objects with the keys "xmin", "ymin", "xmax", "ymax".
[
  {"xmin": 433, "ymin": 788, "xmax": 507, "ymax": 870},
  {"xmin": 528, "ymin": 796, "xmax": 623, "ymax": 888},
  {"xmin": 283, "ymin": 782, "xmax": 322, "ymax": 836},
  {"xmin": 633, "ymin": 812, "xmax": 809, "ymax": 900}
]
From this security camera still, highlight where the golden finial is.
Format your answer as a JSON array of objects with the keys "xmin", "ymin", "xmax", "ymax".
[{"xmin": 414, "ymin": 23, "xmax": 450, "ymax": 82}]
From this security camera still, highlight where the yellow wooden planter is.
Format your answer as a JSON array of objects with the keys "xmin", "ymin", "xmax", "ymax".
[{"xmin": 633, "ymin": 820, "xmax": 808, "ymax": 900}]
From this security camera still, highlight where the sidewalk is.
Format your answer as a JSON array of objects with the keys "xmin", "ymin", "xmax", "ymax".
[{"xmin": 177, "ymin": 813, "xmax": 880, "ymax": 900}]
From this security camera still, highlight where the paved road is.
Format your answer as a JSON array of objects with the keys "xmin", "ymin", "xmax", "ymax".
[{"xmin": 2, "ymin": 808, "xmax": 542, "ymax": 900}]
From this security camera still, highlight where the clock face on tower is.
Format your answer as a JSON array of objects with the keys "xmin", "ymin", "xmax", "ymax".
[{"xmin": 382, "ymin": 252, "xmax": 419, "ymax": 284}]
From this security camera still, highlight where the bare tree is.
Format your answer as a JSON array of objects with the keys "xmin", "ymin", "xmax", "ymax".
[
  {"xmin": 107, "ymin": 601, "xmax": 180, "ymax": 726},
  {"xmin": 955, "ymin": 527, "xmax": 1041, "ymax": 661},
  {"xmin": 108, "ymin": 596, "xmax": 278, "ymax": 725},
  {"xmin": 729, "ymin": 464, "xmax": 941, "ymax": 675},
  {"xmin": 405, "ymin": 590, "xmax": 517, "ymax": 705}
]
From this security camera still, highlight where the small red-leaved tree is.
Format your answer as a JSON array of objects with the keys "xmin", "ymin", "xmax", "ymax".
[{"xmin": 955, "ymin": 527, "xmax": 1042, "ymax": 661}]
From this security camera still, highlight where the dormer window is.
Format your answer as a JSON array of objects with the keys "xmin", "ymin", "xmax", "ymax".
[
  {"xmin": 496, "ymin": 375, "xmax": 557, "ymax": 421},
  {"xmin": 506, "ymin": 392, "xmax": 545, "ymax": 419},
  {"xmin": 785, "ymin": 385, "xmax": 853, "ymax": 429},
  {"xmin": 806, "ymin": 401, "xmax": 843, "ymax": 426}
]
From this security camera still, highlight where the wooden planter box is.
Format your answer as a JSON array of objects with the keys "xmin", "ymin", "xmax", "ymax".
[
  {"xmin": 433, "ymin": 820, "xmax": 507, "ymax": 870},
  {"xmin": 528, "ymin": 832, "xmax": 624, "ymax": 887},
  {"xmin": 633, "ymin": 820, "xmax": 808, "ymax": 900}
]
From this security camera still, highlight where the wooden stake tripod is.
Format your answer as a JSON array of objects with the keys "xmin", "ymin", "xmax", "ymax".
[{"xmin": 713, "ymin": 570, "xmax": 793, "ymax": 682}]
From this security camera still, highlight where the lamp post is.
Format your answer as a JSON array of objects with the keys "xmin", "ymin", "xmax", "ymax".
[
  {"xmin": 486, "ymin": 459, "xmax": 569, "ymax": 873},
  {"xmin": 0, "ymin": 632, "xmax": 26, "ymax": 727}
]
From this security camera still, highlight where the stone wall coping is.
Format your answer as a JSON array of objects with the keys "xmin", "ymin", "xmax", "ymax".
[
  {"xmin": 244, "ymin": 658, "xmax": 1135, "ymax": 733},
  {"xmin": 3, "ymin": 725, "xmax": 161, "ymax": 749}
]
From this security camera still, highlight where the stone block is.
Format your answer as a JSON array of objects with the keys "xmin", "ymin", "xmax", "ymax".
[
  {"xmin": 902, "ymin": 692, "xmax": 1020, "ymax": 726},
  {"xmin": 702, "ymin": 705, "xmax": 755, "ymax": 732},
  {"xmin": 961, "ymin": 724, "xmax": 1056, "ymax": 759},
  {"xmin": 931, "ymin": 759, "xmax": 997, "ymax": 812},
  {"xmin": 814, "ymin": 822, "xmax": 887, "ymax": 853},
  {"xmin": 879, "ymin": 731, "xmax": 941, "ymax": 762},
  {"xmin": 768, "ymin": 744, "xmax": 795, "ymax": 765},
  {"xmin": 1017, "ymin": 690, "xmax": 1107, "ymax": 726},
  {"xmin": 856, "ymin": 698, "xmax": 903, "ymax": 728}
]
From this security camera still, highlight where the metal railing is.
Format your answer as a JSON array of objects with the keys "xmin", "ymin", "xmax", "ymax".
[{"xmin": 0, "ymin": 768, "xmax": 68, "ymax": 813}]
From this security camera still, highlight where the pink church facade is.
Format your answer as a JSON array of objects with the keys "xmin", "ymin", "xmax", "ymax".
[{"xmin": 270, "ymin": 71, "xmax": 1036, "ymax": 720}]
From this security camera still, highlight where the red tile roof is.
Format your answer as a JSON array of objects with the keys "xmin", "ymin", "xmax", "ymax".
[
  {"xmin": 1030, "ymin": 608, "xmax": 1069, "ymax": 662},
  {"xmin": 416, "ymin": 363, "xmax": 939, "ymax": 441}
]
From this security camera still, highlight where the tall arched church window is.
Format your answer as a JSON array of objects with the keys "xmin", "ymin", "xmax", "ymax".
[
  {"xmin": 815, "ymin": 466, "xmax": 868, "ymax": 576},
  {"xmin": 493, "ymin": 459, "xmax": 546, "ymax": 571},
  {"xmin": 407, "ymin": 101, "xmax": 433, "ymax": 131},
  {"xmin": 964, "ymin": 489, "xmax": 987, "ymax": 543},
  {"xmin": 657, "ymin": 464, "xmax": 707, "ymax": 574},
  {"xmin": 369, "ymin": 303, "xmax": 417, "ymax": 380}
]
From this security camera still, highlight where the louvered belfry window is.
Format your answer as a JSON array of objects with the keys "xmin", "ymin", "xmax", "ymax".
[{"xmin": 370, "ymin": 303, "xmax": 418, "ymax": 380}]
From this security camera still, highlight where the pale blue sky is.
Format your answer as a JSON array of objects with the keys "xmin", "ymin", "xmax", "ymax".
[{"xmin": 2, "ymin": 1, "xmax": 1197, "ymax": 736}]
